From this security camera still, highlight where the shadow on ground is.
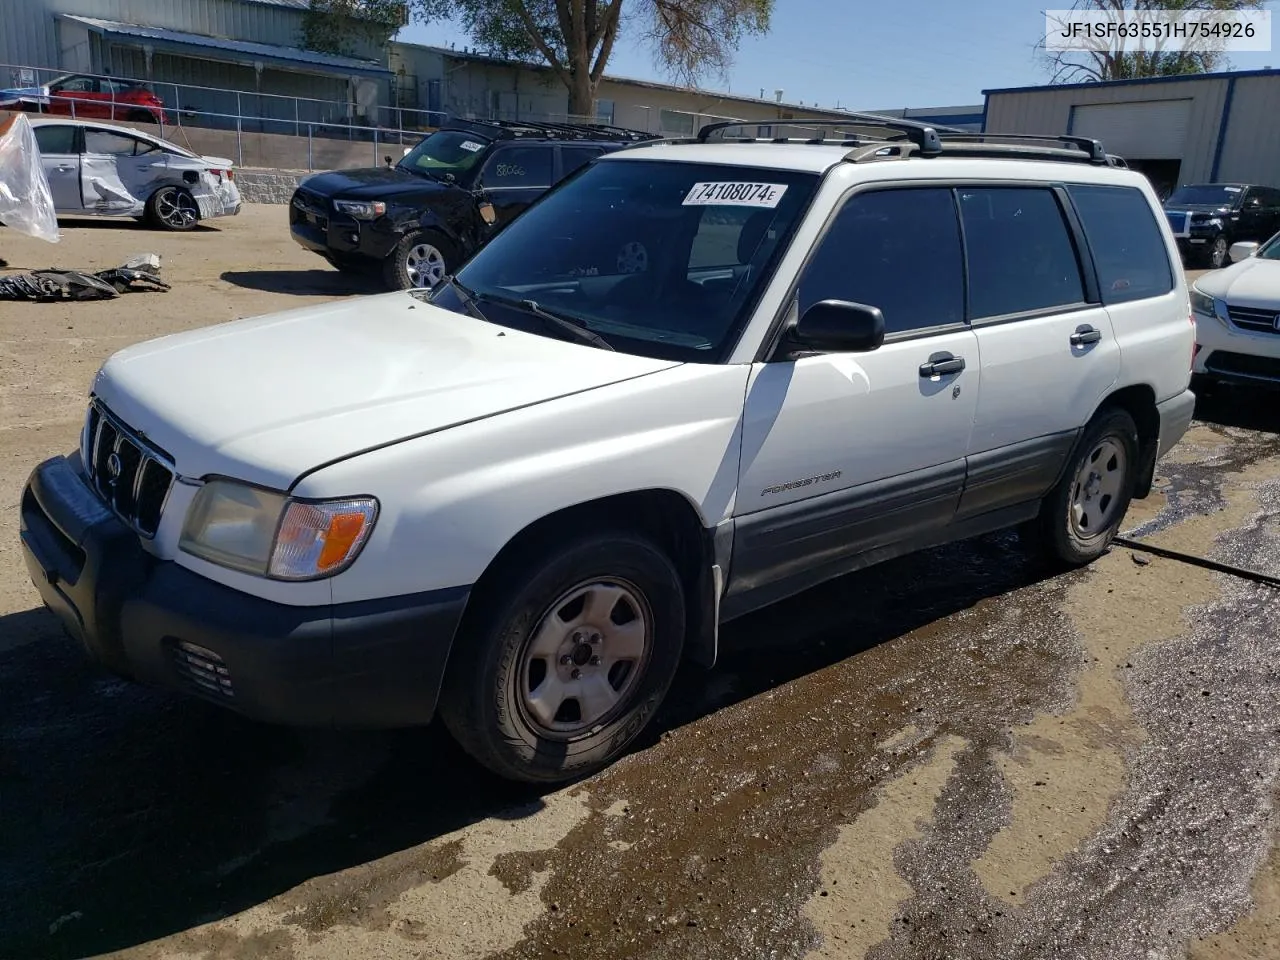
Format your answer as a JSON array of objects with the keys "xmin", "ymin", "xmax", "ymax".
[
  {"xmin": 220, "ymin": 269, "xmax": 382, "ymax": 297},
  {"xmin": 0, "ymin": 530, "xmax": 1052, "ymax": 959},
  {"xmin": 1192, "ymin": 381, "xmax": 1280, "ymax": 434}
]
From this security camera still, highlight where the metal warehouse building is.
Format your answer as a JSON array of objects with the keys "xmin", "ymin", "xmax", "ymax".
[{"xmin": 982, "ymin": 69, "xmax": 1280, "ymax": 197}]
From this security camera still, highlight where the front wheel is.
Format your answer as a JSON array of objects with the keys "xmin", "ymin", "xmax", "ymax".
[
  {"xmin": 438, "ymin": 533, "xmax": 686, "ymax": 784},
  {"xmin": 384, "ymin": 230, "xmax": 454, "ymax": 290},
  {"xmin": 1032, "ymin": 408, "xmax": 1139, "ymax": 566},
  {"xmin": 146, "ymin": 186, "xmax": 199, "ymax": 231},
  {"xmin": 1205, "ymin": 235, "xmax": 1229, "ymax": 270}
]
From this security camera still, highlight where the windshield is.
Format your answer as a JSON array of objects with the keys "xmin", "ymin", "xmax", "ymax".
[
  {"xmin": 1258, "ymin": 232, "xmax": 1280, "ymax": 260},
  {"xmin": 1166, "ymin": 184, "xmax": 1244, "ymax": 207},
  {"xmin": 431, "ymin": 159, "xmax": 819, "ymax": 362},
  {"xmin": 399, "ymin": 129, "xmax": 491, "ymax": 179}
]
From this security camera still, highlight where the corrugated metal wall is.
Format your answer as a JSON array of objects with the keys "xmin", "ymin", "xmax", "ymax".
[
  {"xmin": 3, "ymin": 0, "xmax": 383, "ymax": 78},
  {"xmin": 983, "ymin": 77, "xmax": 1231, "ymax": 182},
  {"xmin": 1215, "ymin": 75, "xmax": 1280, "ymax": 184}
]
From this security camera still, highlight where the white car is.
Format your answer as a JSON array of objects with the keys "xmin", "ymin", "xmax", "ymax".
[
  {"xmin": 19, "ymin": 118, "xmax": 1196, "ymax": 783},
  {"xmin": 29, "ymin": 117, "xmax": 240, "ymax": 230},
  {"xmin": 1191, "ymin": 231, "xmax": 1280, "ymax": 389}
]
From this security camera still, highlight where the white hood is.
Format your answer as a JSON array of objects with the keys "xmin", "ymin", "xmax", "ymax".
[
  {"xmin": 92, "ymin": 292, "xmax": 679, "ymax": 488},
  {"xmin": 1195, "ymin": 256, "xmax": 1280, "ymax": 307}
]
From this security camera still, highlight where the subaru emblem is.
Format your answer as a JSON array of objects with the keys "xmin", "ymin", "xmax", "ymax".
[{"xmin": 106, "ymin": 452, "xmax": 123, "ymax": 480}]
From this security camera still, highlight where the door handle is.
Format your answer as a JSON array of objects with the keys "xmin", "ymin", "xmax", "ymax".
[
  {"xmin": 1070, "ymin": 326, "xmax": 1102, "ymax": 346},
  {"xmin": 919, "ymin": 355, "xmax": 965, "ymax": 377}
]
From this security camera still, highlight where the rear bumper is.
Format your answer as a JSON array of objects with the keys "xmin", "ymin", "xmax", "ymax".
[
  {"xmin": 1155, "ymin": 388, "xmax": 1197, "ymax": 459},
  {"xmin": 20, "ymin": 455, "xmax": 469, "ymax": 728}
]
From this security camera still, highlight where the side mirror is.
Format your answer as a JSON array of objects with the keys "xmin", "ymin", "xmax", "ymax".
[
  {"xmin": 782, "ymin": 300, "xmax": 885, "ymax": 356},
  {"xmin": 1229, "ymin": 241, "xmax": 1258, "ymax": 263},
  {"xmin": 384, "ymin": 154, "xmax": 393, "ymax": 167}
]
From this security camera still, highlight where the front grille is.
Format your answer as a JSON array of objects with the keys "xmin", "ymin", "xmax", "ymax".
[
  {"xmin": 170, "ymin": 640, "xmax": 236, "ymax": 700},
  {"xmin": 83, "ymin": 399, "xmax": 175, "ymax": 538},
  {"xmin": 1204, "ymin": 350, "xmax": 1280, "ymax": 381},
  {"xmin": 290, "ymin": 188, "xmax": 329, "ymax": 229},
  {"xmin": 1226, "ymin": 304, "xmax": 1280, "ymax": 335}
]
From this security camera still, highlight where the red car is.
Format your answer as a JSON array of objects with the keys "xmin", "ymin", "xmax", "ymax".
[{"xmin": 26, "ymin": 74, "xmax": 167, "ymax": 124}]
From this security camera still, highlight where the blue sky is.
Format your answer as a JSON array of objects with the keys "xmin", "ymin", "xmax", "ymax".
[{"xmin": 397, "ymin": 0, "xmax": 1280, "ymax": 110}]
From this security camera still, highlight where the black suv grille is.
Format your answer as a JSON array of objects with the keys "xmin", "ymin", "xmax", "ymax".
[
  {"xmin": 290, "ymin": 188, "xmax": 329, "ymax": 229},
  {"xmin": 84, "ymin": 400, "xmax": 175, "ymax": 538},
  {"xmin": 1226, "ymin": 304, "xmax": 1280, "ymax": 336}
]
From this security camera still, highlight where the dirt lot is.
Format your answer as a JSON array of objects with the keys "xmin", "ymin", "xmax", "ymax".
[{"xmin": 1, "ymin": 209, "xmax": 1278, "ymax": 960}]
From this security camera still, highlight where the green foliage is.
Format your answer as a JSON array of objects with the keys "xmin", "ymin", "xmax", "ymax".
[
  {"xmin": 409, "ymin": 0, "xmax": 772, "ymax": 113},
  {"xmin": 302, "ymin": 0, "xmax": 407, "ymax": 56}
]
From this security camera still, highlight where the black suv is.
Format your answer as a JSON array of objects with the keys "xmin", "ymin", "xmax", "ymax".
[
  {"xmin": 289, "ymin": 119, "xmax": 657, "ymax": 290},
  {"xmin": 1162, "ymin": 182, "xmax": 1280, "ymax": 269}
]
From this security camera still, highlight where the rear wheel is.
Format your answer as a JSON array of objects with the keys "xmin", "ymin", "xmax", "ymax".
[
  {"xmin": 383, "ymin": 229, "xmax": 454, "ymax": 291},
  {"xmin": 438, "ymin": 532, "xmax": 686, "ymax": 784},
  {"xmin": 146, "ymin": 186, "xmax": 199, "ymax": 231},
  {"xmin": 126, "ymin": 109, "xmax": 155, "ymax": 124},
  {"xmin": 1032, "ymin": 408, "xmax": 1139, "ymax": 566}
]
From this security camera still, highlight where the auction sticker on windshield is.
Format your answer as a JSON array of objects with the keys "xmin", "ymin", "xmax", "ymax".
[
  {"xmin": 683, "ymin": 182, "xmax": 788, "ymax": 207},
  {"xmin": 460, "ymin": 140, "xmax": 484, "ymax": 152}
]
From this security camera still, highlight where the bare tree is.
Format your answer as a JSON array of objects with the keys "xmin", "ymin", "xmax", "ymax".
[
  {"xmin": 1039, "ymin": 0, "xmax": 1265, "ymax": 83},
  {"xmin": 411, "ymin": 0, "xmax": 772, "ymax": 116}
]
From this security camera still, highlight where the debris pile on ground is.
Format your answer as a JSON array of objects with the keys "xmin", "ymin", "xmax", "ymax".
[
  {"xmin": 0, "ymin": 112, "xmax": 59, "ymax": 243},
  {"xmin": 0, "ymin": 253, "xmax": 170, "ymax": 301}
]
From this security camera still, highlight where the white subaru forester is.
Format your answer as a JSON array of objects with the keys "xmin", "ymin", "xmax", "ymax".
[{"xmin": 20, "ymin": 118, "xmax": 1197, "ymax": 783}]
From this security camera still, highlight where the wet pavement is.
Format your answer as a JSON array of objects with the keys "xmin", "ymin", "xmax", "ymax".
[
  {"xmin": 0, "ymin": 223, "xmax": 1277, "ymax": 960},
  {"xmin": 1, "ymin": 386, "xmax": 1277, "ymax": 960}
]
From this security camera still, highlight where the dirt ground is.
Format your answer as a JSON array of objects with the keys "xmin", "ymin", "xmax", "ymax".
[{"xmin": 1, "ymin": 209, "xmax": 1277, "ymax": 960}]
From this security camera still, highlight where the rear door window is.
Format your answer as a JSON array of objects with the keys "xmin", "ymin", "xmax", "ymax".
[
  {"xmin": 958, "ymin": 187, "xmax": 1086, "ymax": 319},
  {"xmin": 1067, "ymin": 184, "xmax": 1174, "ymax": 304},
  {"xmin": 560, "ymin": 146, "xmax": 604, "ymax": 180}
]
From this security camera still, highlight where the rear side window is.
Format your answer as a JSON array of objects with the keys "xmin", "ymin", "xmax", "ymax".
[
  {"xmin": 561, "ymin": 146, "xmax": 603, "ymax": 180},
  {"xmin": 1067, "ymin": 184, "xmax": 1174, "ymax": 304},
  {"xmin": 84, "ymin": 129, "xmax": 140, "ymax": 156},
  {"xmin": 797, "ymin": 187, "xmax": 965, "ymax": 335},
  {"xmin": 958, "ymin": 187, "xmax": 1085, "ymax": 319}
]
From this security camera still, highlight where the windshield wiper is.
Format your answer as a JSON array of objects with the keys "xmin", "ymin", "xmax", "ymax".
[
  {"xmin": 441, "ymin": 275, "xmax": 491, "ymax": 323},
  {"xmin": 477, "ymin": 294, "xmax": 615, "ymax": 351}
]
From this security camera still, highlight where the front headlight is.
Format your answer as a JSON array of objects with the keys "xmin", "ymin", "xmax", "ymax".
[
  {"xmin": 333, "ymin": 199, "xmax": 386, "ymax": 220},
  {"xmin": 1189, "ymin": 286, "xmax": 1224, "ymax": 322},
  {"xmin": 180, "ymin": 479, "xmax": 378, "ymax": 580}
]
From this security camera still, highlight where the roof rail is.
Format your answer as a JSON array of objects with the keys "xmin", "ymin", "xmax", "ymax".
[
  {"xmin": 933, "ymin": 132, "xmax": 1109, "ymax": 164},
  {"xmin": 697, "ymin": 115, "xmax": 949, "ymax": 155},
  {"xmin": 441, "ymin": 116, "xmax": 657, "ymax": 143}
]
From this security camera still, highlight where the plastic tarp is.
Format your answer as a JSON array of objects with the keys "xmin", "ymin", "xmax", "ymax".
[{"xmin": 0, "ymin": 113, "xmax": 59, "ymax": 243}]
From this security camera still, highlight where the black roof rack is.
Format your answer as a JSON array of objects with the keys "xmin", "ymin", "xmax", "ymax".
[
  {"xmin": 694, "ymin": 115, "xmax": 1114, "ymax": 167},
  {"xmin": 440, "ymin": 116, "xmax": 658, "ymax": 143},
  {"xmin": 698, "ymin": 114, "xmax": 950, "ymax": 155}
]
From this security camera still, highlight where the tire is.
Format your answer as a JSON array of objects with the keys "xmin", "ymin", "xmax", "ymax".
[
  {"xmin": 1205, "ymin": 234, "xmax": 1229, "ymax": 270},
  {"xmin": 1033, "ymin": 408, "xmax": 1140, "ymax": 567},
  {"xmin": 126, "ymin": 109, "xmax": 155, "ymax": 124},
  {"xmin": 438, "ymin": 532, "xmax": 686, "ymax": 784},
  {"xmin": 145, "ymin": 186, "xmax": 199, "ymax": 231},
  {"xmin": 383, "ymin": 229, "xmax": 455, "ymax": 291}
]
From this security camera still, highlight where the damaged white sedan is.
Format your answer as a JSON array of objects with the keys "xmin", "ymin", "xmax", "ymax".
[{"xmin": 30, "ymin": 117, "xmax": 240, "ymax": 231}]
